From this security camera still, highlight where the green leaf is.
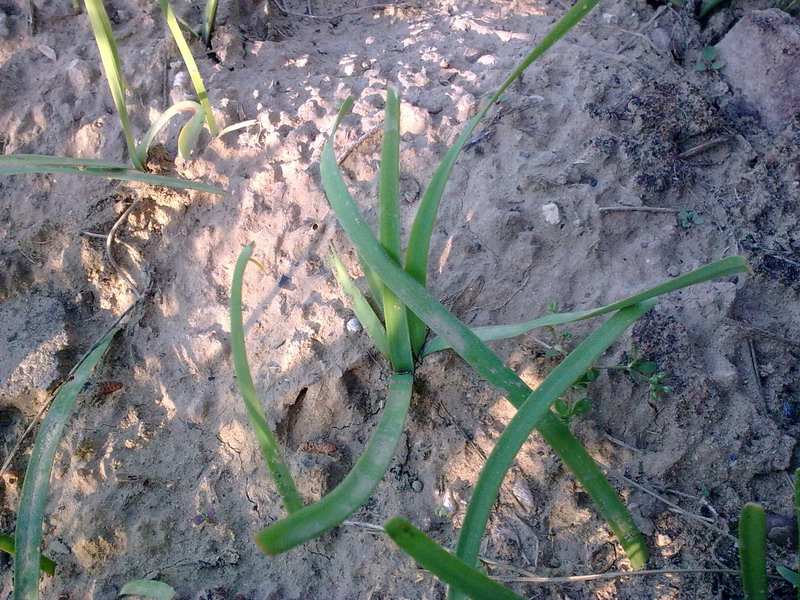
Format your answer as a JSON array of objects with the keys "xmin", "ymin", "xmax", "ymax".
[
  {"xmin": 230, "ymin": 243, "xmax": 304, "ymax": 515},
  {"xmin": 330, "ymin": 247, "xmax": 391, "ymax": 358},
  {"xmin": 384, "ymin": 517, "xmax": 527, "ymax": 600},
  {"xmin": 0, "ymin": 533, "xmax": 56, "ymax": 576},
  {"xmin": 701, "ymin": 46, "xmax": 717, "ymax": 61},
  {"xmin": 256, "ymin": 373, "xmax": 413, "ymax": 554},
  {"xmin": 177, "ymin": 108, "xmax": 206, "ymax": 159},
  {"xmin": 84, "ymin": 0, "xmax": 143, "ymax": 170},
  {"xmin": 158, "ymin": 0, "xmax": 218, "ymax": 135},
  {"xmin": 422, "ymin": 256, "xmax": 750, "ymax": 355},
  {"xmin": 404, "ymin": 0, "xmax": 602, "ymax": 357},
  {"xmin": 738, "ymin": 503, "xmax": 768, "ymax": 600},
  {"xmin": 15, "ymin": 326, "xmax": 119, "ymax": 600},
  {"xmin": 379, "ymin": 87, "xmax": 413, "ymax": 373},
  {"xmin": 636, "ymin": 361, "xmax": 659, "ymax": 374},
  {"xmin": 573, "ymin": 397, "xmax": 593, "ymax": 414},
  {"xmin": 0, "ymin": 161, "xmax": 225, "ymax": 194},
  {"xmin": 321, "ymin": 99, "xmax": 648, "ymax": 572},
  {"xmin": 699, "ymin": 0, "xmax": 731, "ymax": 18},
  {"xmin": 453, "ymin": 303, "xmax": 653, "ymax": 582},
  {"xmin": 202, "ymin": 0, "xmax": 220, "ymax": 47},
  {"xmin": 119, "ymin": 580, "xmax": 176, "ymax": 600},
  {"xmin": 777, "ymin": 566, "xmax": 799, "ymax": 587}
]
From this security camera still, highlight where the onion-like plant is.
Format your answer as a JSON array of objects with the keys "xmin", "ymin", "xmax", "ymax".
[
  {"xmin": 231, "ymin": 5, "xmax": 751, "ymax": 600},
  {"xmin": 0, "ymin": 0, "xmax": 224, "ymax": 194}
]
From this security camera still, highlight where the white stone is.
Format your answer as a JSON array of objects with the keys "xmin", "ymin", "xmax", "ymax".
[{"xmin": 541, "ymin": 203, "xmax": 560, "ymax": 225}]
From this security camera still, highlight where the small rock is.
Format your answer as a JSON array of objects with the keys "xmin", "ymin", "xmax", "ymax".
[
  {"xmin": 541, "ymin": 203, "xmax": 560, "ymax": 225},
  {"xmin": 667, "ymin": 265, "xmax": 681, "ymax": 277},
  {"xmin": 346, "ymin": 318, "xmax": 362, "ymax": 333},
  {"xmin": 716, "ymin": 9, "xmax": 800, "ymax": 130},
  {"xmin": 650, "ymin": 28, "xmax": 672, "ymax": 53},
  {"xmin": 411, "ymin": 480, "xmax": 423, "ymax": 492}
]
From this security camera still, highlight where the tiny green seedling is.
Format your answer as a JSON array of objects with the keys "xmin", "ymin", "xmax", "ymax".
[
  {"xmin": 694, "ymin": 46, "xmax": 726, "ymax": 72},
  {"xmin": 679, "ymin": 210, "xmax": 706, "ymax": 229},
  {"xmin": 553, "ymin": 368, "xmax": 598, "ymax": 423}
]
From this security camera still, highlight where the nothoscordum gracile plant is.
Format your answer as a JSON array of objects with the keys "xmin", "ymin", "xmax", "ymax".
[{"xmin": 230, "ymin": 0, "xmax": 750, "ymax": 597}]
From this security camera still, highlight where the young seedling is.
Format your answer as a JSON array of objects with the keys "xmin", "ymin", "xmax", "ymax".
[
  {"xmin": 739, "ymin": 503, "xmax": 768, "ymax": 600},
  {"xmin": 553, "ymin": 368, "xmax": 598, "ymax": 423},
  {"xmin": 679, "ymin": 210, "xmax": 706, "ymax": 228},
  {"xmin": 694, "ymin": 46, "xmax": 726, "ymax": 72},
  {"xmin": 119, "ymin": 580, "xmax": 176, "ymax": 600}
]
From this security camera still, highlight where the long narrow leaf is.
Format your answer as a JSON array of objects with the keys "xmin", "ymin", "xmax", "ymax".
[
  {"xmin": 384, "ymin": 517, "xmax": 526, "ymax": 600},
  {"xmin": 201, "ymin": 0, "xmax": 220, "ymax": 47},
  {"xmin": 0, "ymin": 155, "xmax": 125, "ymax": 169},
  {"xmin": 321, "ymin": 99, "xmax": 649, "ymax": 568},
  {"xmin": 0, "ymin": 164, "xmax": 226, "ymax": 194},
  {"xmin": 158, "ymin": 0, "xmax": 218, "ymax": 135},
  {"xmin": 422, "ymin": 256, "xmax": 750, "ymax": 355},
  {"xmin": 404, "ymin": 0, "xmax": 601, "ymax": 355},
  {"xmin": 379, "ymin": 87, "xmax": 413, "ymax": 373},
  {"xmin": 230, "ymin": 243, "xmax": 303, "ymax": 514},
  {"xmin": 256, "ymin": 373, "xmax": 413, "ymax": 554},
  {"xmin": 0, "ymin": 533, "xmax": 56, "ymax": 576},
  {"xmin": 330, "ymin": 247, "xmax": 391, "ymax": 358},
  {"xmin": 738, "ymin": 503, "xmax": 768, "ymax": 600},
  {"xmin": 453, "ymin": 301, "xmax": 654, "ymax": 595},
  {"xmin": 360, "ymin": 257, "xmax": 385, "ymax": 316},
  {"xmin": 14, "ymin": 327, "xmax": 119, "ymax": 600},
  {"xmin": 84, "ymin": 0, "xmax": 143, "ymax": 170},
  {"xmin": 136, "ymin": 100, "xmax": 205, "ymax": 166}
]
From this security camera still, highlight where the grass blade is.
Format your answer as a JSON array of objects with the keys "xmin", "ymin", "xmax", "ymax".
[
  {"xmin": 119, "ymin": 580, "xmax": 176, "ymax": 600},
  {"xmin": 84, "ymin": 0, "xmax": 143, "ymax": 170},
  {"xmin": 230, "ymin": 243, "xmax": 304, "ymax": 514},
  {"xmin": 321, "ymin": 99, "xmax": 648, "ymax": 568},
  {"xmin": 256, "ymin": 373, "xmax": 413, "ymax": 554},
  {"xmin": 738, "ymin": 503, "xmax": 768, "ymax": 600},
  {"xmin": 384, "ymin": 517, "xmax": 526, "ymax": 600},
  {"xmin": 404, "ymin": 0, "xmax": 601, "ymax": 355},
  {"xmin": 0, "ymin": 533, "xmax": 56, "ymax": 576},
  {"xmin": 379, "ymin": 87, "xmax": 413, "ymax": 372},
  {"xmin": 453, "ymin": 301, "xmax": 654, "ymax": 594},
  {"xmin": 202, "ymin": 0, "xmax": 220, "ymax": 47},
  {"xmin": 14, "ymin": 326, "xmax": 119, "ymax": 600},
  {"xmin": 158, "ymin": 0, "xmax": 218, "ymax": 135},
  {"xmin": 0, "ymin": 164, "xmax": 226, "ymax": 194},
  {"xmin": 330, "ymin": 247, "xmax": 391, "ymax": 358},
  {"xmin": 422, "ymin": 256, "xmax": 751, "ymax": 355}
]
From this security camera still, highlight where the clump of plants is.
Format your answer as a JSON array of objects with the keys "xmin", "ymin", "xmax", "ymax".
[
  {"xmin": 0, "ymin": 0, "xmax": 225, "ymax": 194},
  {"xmin": 230, "ymin": 0, "xmax": 751, "ymax": 597}
]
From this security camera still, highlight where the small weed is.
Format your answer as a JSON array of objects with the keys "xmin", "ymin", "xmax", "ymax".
[
  {"xmin": 679, "ymin": 210, "xmax": 706, "ymax": 228},
  {"xmin": 553, "ymin": 368, "xmax": 598, "ymax": 423},
  {"xmin": 694, "ymin": 46, "xmax": 726, "ymax": 72}
]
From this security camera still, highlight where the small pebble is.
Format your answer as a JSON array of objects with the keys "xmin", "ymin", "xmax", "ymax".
[
  {"xmin": 541, "ymin": 203, "xmax": 560, "ymax": 225},
  {"xmin": 411, "ymin": 480, "xmax": 424, "ymax": 492},
  {"xmin": 0, "ymin": 13, "xmax": 9, "ymax": 39},
  {"xmin": 666, "ymin": 265, "xmax": 681, "ymax": 277},
  {"xmin": 346, "ymin": 318, "xmax": 362, "ymax": 333}
]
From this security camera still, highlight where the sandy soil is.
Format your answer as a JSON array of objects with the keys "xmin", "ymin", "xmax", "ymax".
[{"xmin": 1, "ymin": 0, "xmax": 799, "ymax": 598}]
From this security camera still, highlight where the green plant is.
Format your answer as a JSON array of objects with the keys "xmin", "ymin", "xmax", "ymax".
[
  {"xmin": 202, "ymin": 0, "xmax": 220, "ymax": 47},
  {"xmin": 13, "ymin": 326, "xmax": 120, "ymax": 600},
  {"xmin": 553, "ymin": 368, "xmax": 597, "ymax": 423},
  {"xmin": 0, "ymin": 0, "xmax": 225, "ymax": 194},
  {"xmin": 230, "ymin": 2, "xmax": 751, "ymax": 597},
  {"xmin": 679, "ymin": 210, "xmax": 707, "ymax": 228},
  {"xmin": 0, "ymin": 534, "xmax": 55, "ymax": 576},
  {"xmin": 694, "ymin": 46, "xmax": 726, "ymax": 72}
]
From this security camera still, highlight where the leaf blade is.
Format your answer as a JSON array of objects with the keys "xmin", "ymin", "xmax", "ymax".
[
  {"xmin": 14, "ymin": 327, "xmax": 119, "ymax": 600},
  {"xmin": 230, "ymin": 243, "xmax": 304, "ymax": 515},
  {"xmin": 384, "ymin": 517, "xmax": 526, "ymax": 600}
]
